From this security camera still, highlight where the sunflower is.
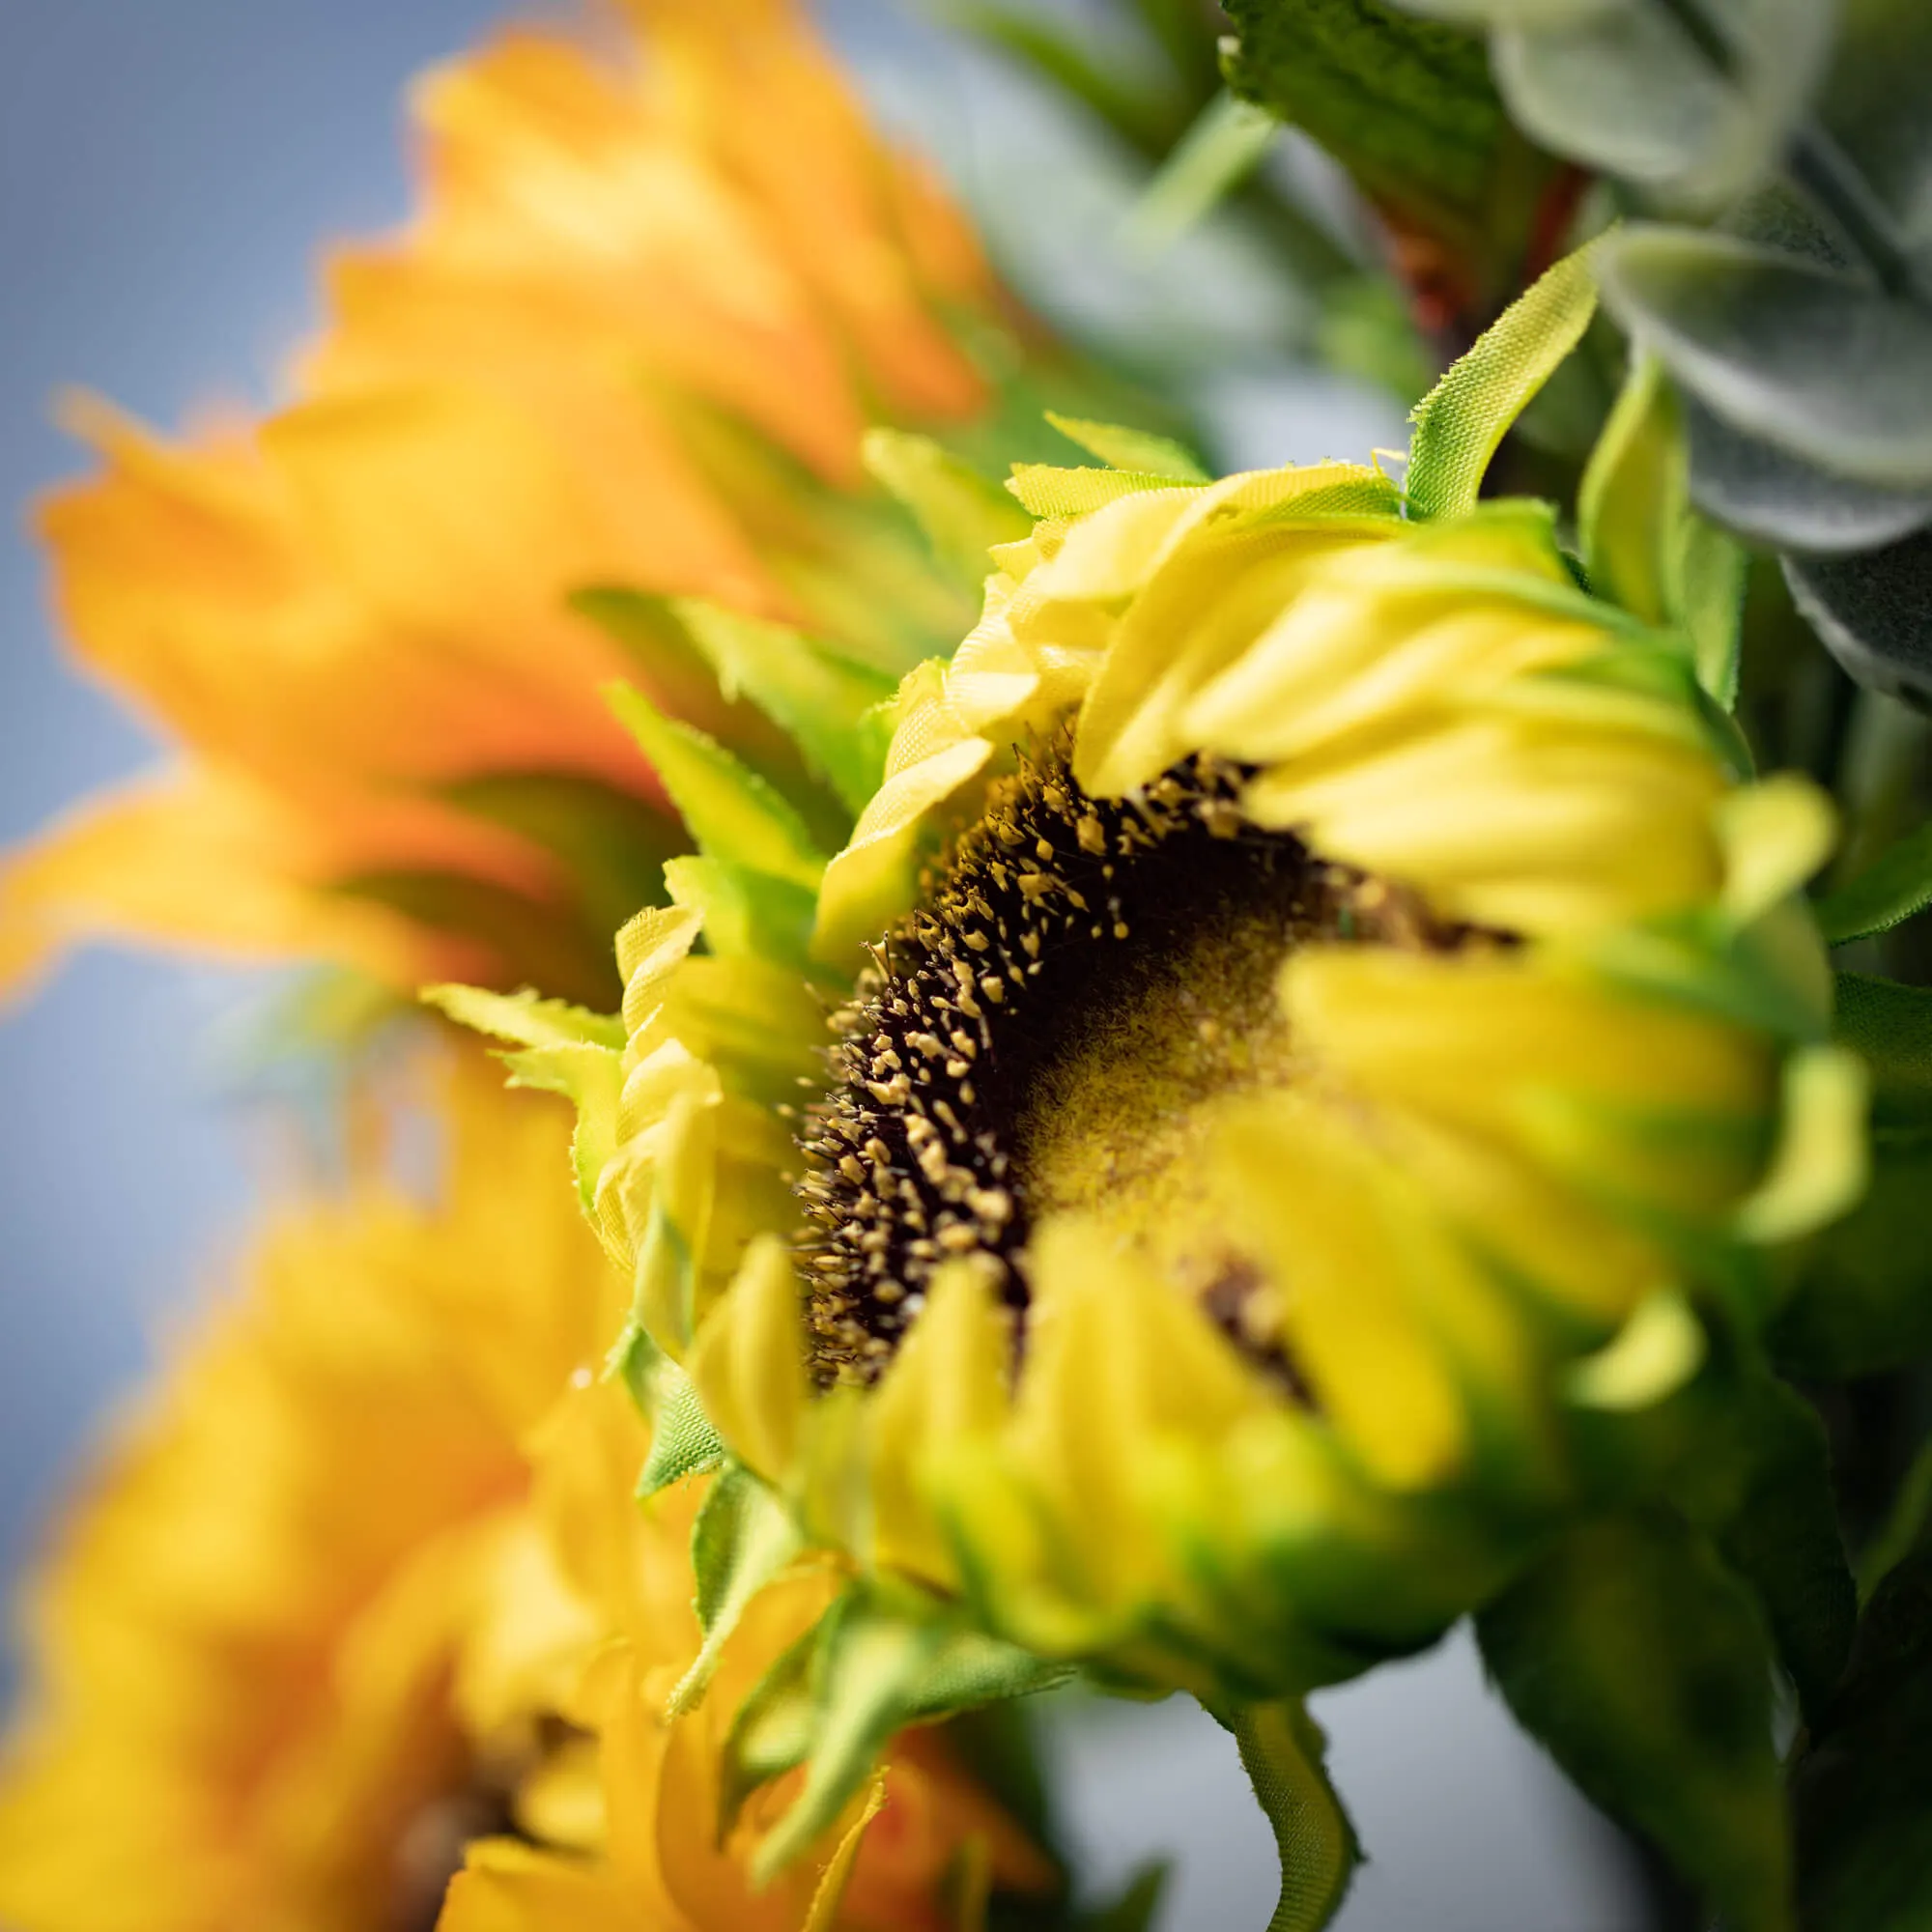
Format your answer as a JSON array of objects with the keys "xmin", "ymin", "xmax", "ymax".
[
  {"xmin": 447, "ymin": 391, "xmax": 1866, "ymax": 1864},
  {"xmin": 0, "ymin": 1053, "xmax": 1049, "ymax": 1932},
  {"xmin": 0, "ymin": 0, "xmax": 1036, "ymax": 1010}
]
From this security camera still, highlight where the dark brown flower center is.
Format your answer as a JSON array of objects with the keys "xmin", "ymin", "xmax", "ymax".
[{"xmin": 793, "ymin": 737, "xmax": 1470, "ymax": 1386}]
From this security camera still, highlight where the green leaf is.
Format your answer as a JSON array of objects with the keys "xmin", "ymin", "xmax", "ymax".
[
  {"xmin": 1833, "ymin": 972, "xmax": 1932, "ymax": 1122},
  {"xmin": 1577, "ymin": 353, "xmax": 1747, "ymax": 704},
  {"xmin": 1856, "ymin": 1433, "xmax": 1932, "ymax": 1603},
  {"xmin": 668, "ymin": 601, "xmax": 898, "ymax": 820},
  {"xmin": 1785, "ymin": 529, "xmax": 1932, "ymax": 707},
  {"xmin": 1221, "ymin": 0, "xmax": 1555, "ymax": 290},
  {"xmin": 1476, "ymin": 1510, "xmax": 1793, "ymax": 1932},
  {"xmin": 605, "ymin": 684, "xmax": 826, "ymax": 889},
  {"xmin": 1699, "ymin": 1378, "xmax": 1857, "ymax": 1725},
  {"xmin": 1122, "ymin": 90, "xmax": 1282, "ymax": 254},
  {"xmin": 1601, "ymin": 228, "xmax": 1932, "ymax": 491},
  {"xmin": 1491, "ymin": 0, "xmax": 1830, "ymax": 207},
  {"xmin": 670, "ymin": 1463, "xmax": 804, "ymax": 1715},
  {"xmin": 1406, "ymin": 242, "xmax": 1601, "ymax": 519},
  {"xmin": 615, "ymin": 1324, "xmax": 727, "ymax": 1497},
  {"xmin": 1044, "ymin": 412, "xmax": 1210, "ymax": 483},
  {"xmin": 1683, "ymin": 399, "xmax": 1932, "ymax": 555},
  {"xmin": 1817, "ymin": 821, "xmax": 1932, "ymax": 944},
  {"xmin": 1223, "ymin": 1700, "xmax": 1358, "ymax": 1932},
  {"xmin": 1073, "ymin": 1866, "xmax": 1171, "ymax": 1932},
  {"xmin": 1792, "ymin": 1550, "xmax": 1932, "ymax": 1930}
]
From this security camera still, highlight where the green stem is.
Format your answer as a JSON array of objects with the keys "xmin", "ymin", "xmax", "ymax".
[{"xmin": 1224, "ymin": 1699, "xmax": 1358, "ymax": 1932}]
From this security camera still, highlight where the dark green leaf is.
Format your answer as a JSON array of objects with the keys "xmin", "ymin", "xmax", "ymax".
[
  {"xmin": 1784, "ymin": 528, "xmax": 1932, "ymax": 705},
  {"xmin": 1772, "ymin": 1127, "xmax": 1932, "ymax": 1378},
  {"xmin": 1222, "ymin": 0, "xmax": 1557, "ymax": 293},
  {"xmin": 1817, "ymin": 822, "xmax": 1932, "ymax": 944},
  {"xmin": 1601, "ymin": 228, "xmax": 1932, "ymax": 491},
  {"xmin": 1477, "ymin": 1511, "xmax": 1793, "ymax": 1932},
  {"xmin": 1833, "ymin": 972, "xmax": 1932, "ymax": 1122},
  {"xmin": 1793, "ymin": 1551, "xmax": 1932, "ymax": 1930}
]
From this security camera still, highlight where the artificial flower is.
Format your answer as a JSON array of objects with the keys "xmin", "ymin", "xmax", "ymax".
[
  {"xmin": 0, "ymin": 1053, "xmax": 1047, "ymax": 1932},
  {"xmin": 452, "ymin": 438, "xmax": 1865, "ymax": 1731},
  {"xmin": 0, "ymin": 0, "xmax": 1026, "ymax": 1010}
]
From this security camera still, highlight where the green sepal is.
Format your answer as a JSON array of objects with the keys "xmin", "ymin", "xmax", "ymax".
[
  {"xmin": 421, "ymin": 985, "xmax": 625, "ymax": 1216},
  {"xmin": 1792, "ymin": 1550, "xmax": 1932, "ymax": 1931},
  {"xmin": 863, "ymin": 428, "xmax": 1036, "ymax": 589},
  {"xmin": 663, "ymin": 856, "xmax": 819, "ymax": 968},
  {"xmin": 724, "ymin": 1583, "xmax": 1074, "ymax": 1884},
  {"xmin": 1218, "ymin": 1700, "xmax": 1358, "ymax": 1932},
  {"xmin": 669, "ymin": 1461, "xmax": 804, "ymax": 1717},
  {"xmin": 1008, "ymin": 465, "xmax": 1197, "ymax": 520},
  {"xmin": 668, "ymin": 600, "xmax": 899, "ymax": 821},
  {"xmin": 1476, "ymin": 1509, "xmax": 1793, "ymax": 1932},
  {"xmin": 613, "ymin": 1323, "xmax": 726, "ymax": 1498},
  {"xmin": 422, "ymin": 983, "xmax": 625, "ymax": 1052},
  {"xmin": 1406, "ymin": 241, "xmax": 1600, "ymax": 521},
  {"xmin": 605, "ymin": 683, "xmax": 827, "ymax": 890},
  {"xmin": 1817, "ymin": 820, "xmax": 1932, "ymax": 945},
  {"xmin": 1044, "ymin": 412, "xmax": 1209, "ymax": 482},
  {"xmin": 1577, "ymin": 354, "xmax": 1747, "ymax": 706}
]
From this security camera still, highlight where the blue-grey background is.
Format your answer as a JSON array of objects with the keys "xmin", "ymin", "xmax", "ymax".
[{"xmin": 0, "ymin": 4, "xmax": 1640, "ymax": 1924}]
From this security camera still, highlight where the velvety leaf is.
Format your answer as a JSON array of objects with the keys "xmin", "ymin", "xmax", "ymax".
[
  {"xmin": 1831, "ymin": 972, "xmax": 1932, "ymax": 1122},
  {"xmin": 1817, "ymin": 0, "xmax": 1932, "ymax": 248},
  {"xmin": 1477, "ymin": 1511, "xmax": 1793, "ymax": 1932},
  {"xmin": 1225, "ymin": 1701, "xmax": 1358, "ymax": 1932},
  {"xmin": 1792, "ymin": 1551, "xmax": 1932, "ymax": 1930},
  {"xmin": 1684, "ymin": 398, "xmax": 1932, "ymax": 554},
  {"xmin": 1601, "ymin": 228, "xmax": 1932, "ymax": 490},
  {"xmin": 1784, "ymin": 528, "xmax": 1932, "ymax": 705},
  {"xmin": 1817, "ymin": 821, "xmax": 1932, "ymax": 944},
  {"xmin": 1493, "ymin": 0, "xmax": 1830, "ymax": 206}
]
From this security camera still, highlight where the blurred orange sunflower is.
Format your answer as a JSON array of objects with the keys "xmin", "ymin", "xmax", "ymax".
[
  {"xmin": 0, "ymin": 1055, "xmax": 1052, "ymax": 1932},
  {"xmin": 0, "ymin": 0, "xmax": 1027, "ymax": 1010}
]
